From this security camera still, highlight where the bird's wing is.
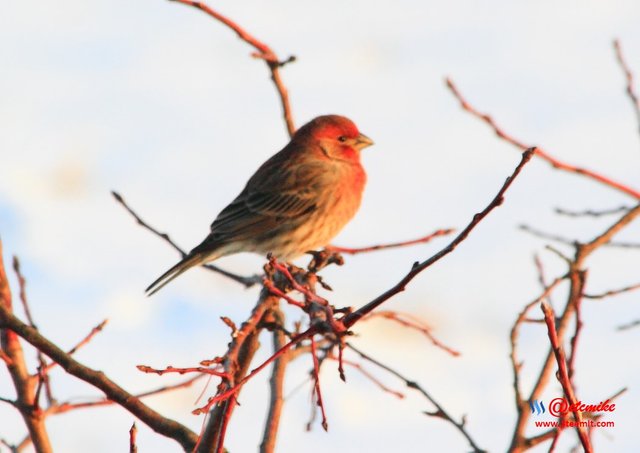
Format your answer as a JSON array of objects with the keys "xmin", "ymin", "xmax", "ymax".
[{"xmin": 207, "ymin": 159, "xmax": 328, "ymax": 243}]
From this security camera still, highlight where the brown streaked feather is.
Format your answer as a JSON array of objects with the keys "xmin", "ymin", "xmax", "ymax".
[
  {"xmin": 146, "ymin": 114, "xmax": 370, "ymax": 295},
  {"xmin": 206, "ymin": 152, "xmax": 329, "ymax": 244}
]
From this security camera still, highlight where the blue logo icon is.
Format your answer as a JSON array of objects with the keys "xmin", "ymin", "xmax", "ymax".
[{"xmin": 530, "ymin": 400, "xmax": 546, "ymax": 415}]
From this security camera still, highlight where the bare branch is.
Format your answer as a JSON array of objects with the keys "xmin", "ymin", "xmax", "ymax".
[
  {"xmin": 347, "ymin": 343, "xmax": 486, "ymax": 453},
  {"xmin": 510, "ymin": 276, "xmax": 566, "ymax": 419},
  {"xmin": 328, "ymin": 229, "xmax": 455, "ymax": 255},
  {"xmin": 49, "ymin": 374, "xmax": 205, "ymax": 415},
  {"xmin": 196, "ymin": 291, "xmax": 281, "ymax": 452},
  {"xmin": 0, "ymin": 396, "xmax": 17, "ymax": 407},
  {"xmin": 11, "ymin": 257, "xmax": 36, "ymax": 328},
  {"xmin": 520, "ymin": 224, "xmax": 640, "ymax": 249},
  {"xmin": 0, "ymin": 293, "xmax": 198, "ymax": 451},
  {"xmin": 260, "ymin": 307, "xmax": 289, "ymax": 453},
  {"xmin": 567, "ymin": 271, "xmax": 587, "ymax": 380},
  {"xmin": 554, "ymin": 205, "xmax": 631, "ymax": 218},
  {"xmin": 43, "ymin": 319, "xmax": 108, "ymax": 373},
  {"xmin": 0, "ymin": 438, "xmax": 18, "ymax": 453},
  {"xmin": 194, "ymin": 328, "xmax": 314, "ymax": 416},
  {"xmin": 169, "ymin": 0, "xmax": 296, "ymax": 136},
  {"xmin": 0, "ymin": 244, "xmax": 52, "ymax": 453},
  {"xmin": 584, "ymin": 282, "xmax": 640, "ymax": 299},
  {"xmin": 540, "ymin": 302, "xmax": 592, "ymax": 453},
  {"xmin": 137, "ymin": 365, "xmax": 227, "ymax": 378},
  {"xmin": 446, "ymin": 77, "xmax": 640, "ymax": 199},
  {"xmin": 0, "ymin": 348, "xmax": 12, "ymax": 366},
  {"xmin": 617, "ymin": 319, "xmax": 640, "ymax": 331},
  {"xmin": 581, "ymin": 203, "xmax": 640, "ymax": 254},
  {"xmin": 613, "ymin": 39, "xmax": 640, "ymax": 137},
  {"xmin": 12, "ymin": 257, "xmax": 55, "ymax": 407},
  {"xmin": 310, "ymin": 336, "xmax": 328, "ymax": 431},
  {"xmin": 519, "ymin": 225, "xmax": 576, "ymax": 246},
  {"xmin": 129, "ymin": 422, "xmax": 138, "ymax": 453},
  {"xmin": 365, "ymin": 311, "xmax": 460, "ymax": 357},
  {"xmin": 510, "ymin": 204, "xmax": 640, "ymax": 451},
  {"xmin": 344, "ymin": 148, "xmax": 535, "ymax": 327},
  {"xmin": 327, "ymin": 353, "xmax": 404, "ymax": 399},
  {"xmin": 112, "ymin": 191, "xmax": 261, "ymax": 288}
]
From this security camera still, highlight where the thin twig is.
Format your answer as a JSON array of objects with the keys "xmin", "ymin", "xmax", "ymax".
[
  {"xmin": 446, "ymin": 77, "xmax": 640, "ymax": 199},
  {"xmin": 584, "ymin": 282, "xmax": 640, "ymax": 299},
  {"xmin": 567, "ymin": 271, "xmax": 587, "ymax": 380},
  {"xmin": 344, "ymin": 149, "xmax": 535, "ymax": 328},
  {"xmin": 510, "ymin": 204, "xmax": 640, "ymax": 452},
  {"xmin": 49, "ymin": 374, "xmax": 205, "ymax": 415},
  {"xmin": 43, "ymin": 319, "xmax": 108, "ymax": 373},
  {"xmin": 519, "ymin": 225, "xmax": 577, "ymax": 246},
  {"xmin": 111, "ymin": 191, "xmax": 261, "ymax": 288},
  {"xmin": 581, "ymin": 203, "xmax": 640, "ymax": 254},
  {"xmin": 214, "ymin": 397, "xmax": 236, "ymax": 453},
  {"xmin": 262, "ymin": 279, "xmax": 305, "ymax": 308},
  {"xmin": 347, "ymin": 343, "xmax": 486, "ymax": 453},
  {"xmin": 540, "ymin": 302, "xmax": 592, "ymax": 453},
  {"xmin": 0, "ymin": 396, "xmax": 17, "ymax": 407},
  {"xmin": 0, "ymin": 296, "xmax": 198, "ymax": 451},
  {"xmin": 613, "ymin": 39, "xmax": 640, "ymax": 137},
  {"xmin": 0, "ymin": 348, "xmax": 12, "ymax": 366},
  {"xmin": 196, "ymin": 291, "xmax": 280, "ymax": 452},
  {"xmin": 328, "ymin": 229, "xmax": 455, "ymax": 255},
  {"xmin": 555, "ymin": 206, "xmax": 631, "ymax": 218},
  {"xmin": 193, "ymin": 328, "xmax": 315, "ymax": 415},
  {"xmin": 365, "ymin": 311, "xmax": 460, "ymax": 356},
  {"xmin": 0, "ymin": 438, "xmax": 18, "ymax": 453},
  {"xmin": 12, "ymin": 257, "xmax": 55, "ymax": 407},
  {"xmin": 0, "ymin": 244, "xmax": 52, "ymax": 453},
  {"xmin": 169, "ymin": 0, "xmax": 296, "ymax": 136},
  {"xmin": 326, "ymin": 353, "xmax": 404, "ymax": 399},
  {"xmin": 137, "ymin": 365, "xmax": 228, "ymax": 378},
  {"xmin": 129, "ymin": 422, "xmax": 138, "ymax": 453},
  {"xmin": 310, "ymin": 336, "xmax": 328, "ymax": 431},
  {"xmin": 11, "ymin": 258, "xmax": 36, "ymax": 328},
  {"xmin": 617, "ymin": 319, "xmax": 640, "ymax": 331},
  {"xmin": 510, "ymin": 276, "xmax": 566, "ymax": 419},
  {"xmin": 260, "ymin": 307, "xmax": 289, "ymax": 453},
  {"xmin": 533, "ymin": 254, "xmax": 549, "ymax": 290},
  {"xmin": 534, "ymin": 254, "xmax": 556, "ymax": 309},
  {"xmin": 544, "ymin": 245, "xmax": 573, "ymax": 266},
  {"xmin": 520, "ymin": 224, "xmax": 640, "ymax": 249}
]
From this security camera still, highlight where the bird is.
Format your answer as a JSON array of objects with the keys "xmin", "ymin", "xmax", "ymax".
[{"xmin": 146, "ymin": 114, "xmax": 374, "ymax": 295}]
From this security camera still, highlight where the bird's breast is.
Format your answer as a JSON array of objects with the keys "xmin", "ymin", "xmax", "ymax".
[
  {"xmin": 253, "ymin": 161, "xmax": 366, "ymax": 260},
  {"xmin": 308, "ymin": 162, "xmax": 366, "ymax": 239}
]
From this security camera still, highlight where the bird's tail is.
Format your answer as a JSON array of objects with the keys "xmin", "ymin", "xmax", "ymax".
[{"xmin": 145, "ymin": 252, "xmax": 208, "ymax": 296}]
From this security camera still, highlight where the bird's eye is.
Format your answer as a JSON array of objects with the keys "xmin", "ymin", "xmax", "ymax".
[{"xmin": 338, "ymin": 136, "xmax": 347, "ymax": 142}]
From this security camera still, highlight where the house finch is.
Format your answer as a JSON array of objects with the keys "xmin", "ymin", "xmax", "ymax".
[{"xmin": 146, "ymin": 115, "xmax": 373, "ymax": 295}]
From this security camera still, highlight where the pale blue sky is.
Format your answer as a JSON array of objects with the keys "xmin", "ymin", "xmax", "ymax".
[{"xmin": 1, "ymin": 1, "xmax": 639, "ymax": 452}]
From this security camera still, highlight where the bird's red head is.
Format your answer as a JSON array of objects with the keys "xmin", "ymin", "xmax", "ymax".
[{"xmin": 295, "ymin": 115, "xmax": 374, "ymax": 162}]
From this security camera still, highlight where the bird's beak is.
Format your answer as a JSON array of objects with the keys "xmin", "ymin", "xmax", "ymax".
[{"xmin": 355, "ymin": 133, "xmax": 374, "ymax": 150}]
